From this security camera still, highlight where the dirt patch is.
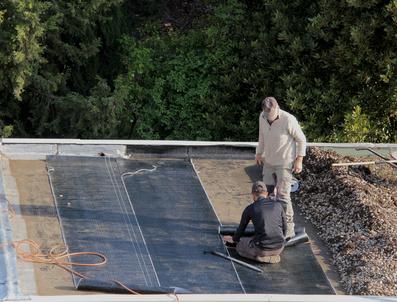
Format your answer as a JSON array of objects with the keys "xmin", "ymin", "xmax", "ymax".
[
  {"xmin": 295, "ymin": 147, "xmax": 397, "ymax": 295},
  {"xmin": 9, "ymin": 160, "xmax": 79, "ymax": 295},
  {"xmin": 192, "ymin": 159, "xmax": 258, "ymax": 224}
]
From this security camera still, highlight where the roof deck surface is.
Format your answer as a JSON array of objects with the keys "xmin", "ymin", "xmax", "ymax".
[{"xmin": 1, "ymin": 139, "xmax": 396, "ymax": 301}]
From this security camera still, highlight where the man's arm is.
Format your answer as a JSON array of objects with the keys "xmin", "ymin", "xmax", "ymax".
[
  {"xmin": 255, "ymin": 113, "xmax": 265, "ymax": 165},
  {"xmin": 293, "ymin": 156, "xmax": 304, "ymax": 173},
  {"xmin": 288, "ymin": 117, "xmax": 306, "ymax": 173},
  {"xmin": 233, "ymin": 206, "xmax": 251, "ymax": 242}
]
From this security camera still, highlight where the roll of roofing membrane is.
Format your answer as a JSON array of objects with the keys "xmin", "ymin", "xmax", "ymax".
[{"xmin": 77, "ymin": 278, "xmax": 191, "ymax": 294}]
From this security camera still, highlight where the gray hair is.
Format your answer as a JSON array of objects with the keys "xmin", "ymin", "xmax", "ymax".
[
  {"xmin": 261, "ymin": 97, "xmax": 279, "ymax": 121},
  {"xmin": 252, "ymin": 181, "xmax": 267, "ymax": 194}
]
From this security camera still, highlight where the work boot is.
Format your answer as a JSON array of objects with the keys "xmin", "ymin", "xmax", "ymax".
[
  {"xmin": 225, "ymin": 241, "xmax": 237, "ymax": 248},
  {"xmin": 255, "ymin": 255, "xmax": 281, "ymax": 264}
]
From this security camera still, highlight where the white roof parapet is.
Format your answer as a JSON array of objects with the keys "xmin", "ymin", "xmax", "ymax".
[
  {"xmin": 1, "ymin": 138, "xmax": 257, "ymax": 147},
  {"xmin": 0, "ymin": 143, "xmax": 58, "ymax": 160},
  {"xmin": 2, "ymin": 138, "xmax": 397, "ymax": 148},
  {"xmin": 0, "ymin": 139, "xmax": 396, "ymax": 160}
]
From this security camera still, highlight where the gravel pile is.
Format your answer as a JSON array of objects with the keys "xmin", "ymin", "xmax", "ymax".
[{"xmin": 293, "ymin": 147, "xmax": 397, "ymax": 295}]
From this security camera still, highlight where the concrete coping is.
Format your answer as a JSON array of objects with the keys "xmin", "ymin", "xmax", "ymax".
[{"xmin": 1, "ymin": 138, "xmax": 396, "ymax": 148}]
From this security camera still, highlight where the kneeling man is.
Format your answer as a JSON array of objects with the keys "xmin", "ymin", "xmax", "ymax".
[{"xmin": 226, "ymin": 181, "xmax": 287, "ymax": 263}]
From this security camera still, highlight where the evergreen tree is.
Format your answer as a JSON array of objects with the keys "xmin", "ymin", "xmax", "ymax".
[
  {"xmin": 0, "ymin": 0, "xmax": 47, "ymax": 136},
  {"xmin": 0, "ymin": 0, "xmax": 395, "ymax": 142}
]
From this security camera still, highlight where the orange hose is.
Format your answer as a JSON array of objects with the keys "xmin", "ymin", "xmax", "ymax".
[
  {"xmin": 13, "ymin": 239, "xmax": 107, "ymax": 272},
  {"xmin": 5, "ymin": 203, "xmax": 142, "ymax": 295},
  {"xmin": 112, "ymin": 280, "xmax": 141, "ymax": 295}
]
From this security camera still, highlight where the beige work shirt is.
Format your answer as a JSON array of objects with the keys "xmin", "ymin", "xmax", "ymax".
[{"xmin": 256, "ymin": 110, "xmax": 306, "ymax": 167}]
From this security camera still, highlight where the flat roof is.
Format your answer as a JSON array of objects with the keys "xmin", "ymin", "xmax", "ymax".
[{"xmin": 1, "ymin": 140, "xmax": 396, "ymax": 301}]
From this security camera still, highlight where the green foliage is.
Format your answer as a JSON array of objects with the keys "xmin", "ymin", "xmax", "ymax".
[
  {"xmin": 113, "ymin": 0, "xmax": 396, "ymax": 142},
  {"xmin": 114, "ymin": 1, "xmax": 273, "ymax": 140},
  {"xmin": 0, "ymin": 0, "xmax": 395, "ymax": 142},
  {"xmin": 0, "ymin": 0, "xmax": 49, "ymax": 140},
  {"xmin": 47, "ymin": 78, "xmax": 127, "ymax": 138},
  {"xmin": 1, "ymin": 125, "xmax": 13, "ymax": 138},
  {"xmin": 0, "ymin": 0, "xmax": 47, "ymax": 99},
  {"xmin": 1, "ymin": 0, "xmax": 167, "ymax": 138},
  {"xmin": 334, "ymin": 105, "xmax": 372, "ymax": 143},
  {"xmin": 248, "ymin": 0, "xmax": 397, "ymax": 143},
  {"xmin": 116, "ymin": 32, "xmax": 217, "ymax": 139}
]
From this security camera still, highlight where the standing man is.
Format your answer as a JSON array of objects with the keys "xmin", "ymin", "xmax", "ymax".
[
  {"xmin": 255, "ymin": 97, "xmax": 306, "ymax": 239},
  {"xmin": 224, "ymin": 181, "xmax": 287, "ymax": 263}
]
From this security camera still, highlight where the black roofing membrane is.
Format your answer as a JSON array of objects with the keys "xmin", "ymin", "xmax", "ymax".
[
  {"xmin": 47, "ymin": 155, "xmax": 334, "ymax": 294},
  {"xmin": 228, "ymin": 239, "xmax": 334, "ymax": 294},
  {"xmin": 47, "ymin": 156, "xmax": 242, "ymax": 294},
  {"xmin": 47, "ymin": 156, "xmax": 159, "ymax": 290}
]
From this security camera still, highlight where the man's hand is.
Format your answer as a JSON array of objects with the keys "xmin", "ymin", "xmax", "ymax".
[
  {"xmin": 292, "ymin": 156, "xmax": 303, "ymax": 173},
  {"xmin": 255, "ymin": 154, "xmax": 263, "ymax": 166},
  {"xmin": 223, "ymin": 236, "xmax": 237, "ymax": 248},
  {"xmin": 223, "ymin": 235, "xmax": 233, "ymax": 243}
]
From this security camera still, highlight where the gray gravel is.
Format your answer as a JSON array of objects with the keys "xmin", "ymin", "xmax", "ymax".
[{"xmin": 293, "ymin": 147, "xmax": 397, "ymax": 295}]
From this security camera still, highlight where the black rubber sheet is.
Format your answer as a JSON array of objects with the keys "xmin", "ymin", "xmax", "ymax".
[
  {"xmin": 47, "ymin": 156, "xmax": 161, "ymax": 291},
  {"xmin": 217, "ymin": 223, "xmax": 332, "ymax": 293},
  {"xmin": 227, "ymin": 233, "xmax": 334, "ymax": 294},
  {"xmin": 47, "ymin": 156, "xmax": 243, "ymax": 294},
  {"xmin": 47, "ymin": 155, "xmax": 334, "ymax": 294}
]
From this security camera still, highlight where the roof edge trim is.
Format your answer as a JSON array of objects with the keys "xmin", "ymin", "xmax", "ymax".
[{"xmin": 1, "ymin": 138, "xmax": 397, "ymax": 148}]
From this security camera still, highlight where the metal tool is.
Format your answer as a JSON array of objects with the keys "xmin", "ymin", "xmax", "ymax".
[
  {"xmin": 285, "ymin": 231, "xmax": 309, "ymax": 247},
  {"xmin": 332, "ymin": 159, "xmax": 397, "ymax": 167},
  {"xmin": 204, "ymin": 250, "xmax": 263, "ymax": 273},
  {"xmin": 356, "ymin": 147, "xmax": 397, "ymax": 168},
  {"xmin": 219, "ymin": 225, "xmax": 309, "ymax": 247}
]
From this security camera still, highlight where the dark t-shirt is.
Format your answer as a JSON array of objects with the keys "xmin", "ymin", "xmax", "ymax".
[{"xmin": 233, "ymin": 196, "xmax": 287, "ymax": 250}]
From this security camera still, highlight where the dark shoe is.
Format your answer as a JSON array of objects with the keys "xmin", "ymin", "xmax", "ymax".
[{"xmin": 225, "ymin": 241, "xmax": 237, "ymax": 248}]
